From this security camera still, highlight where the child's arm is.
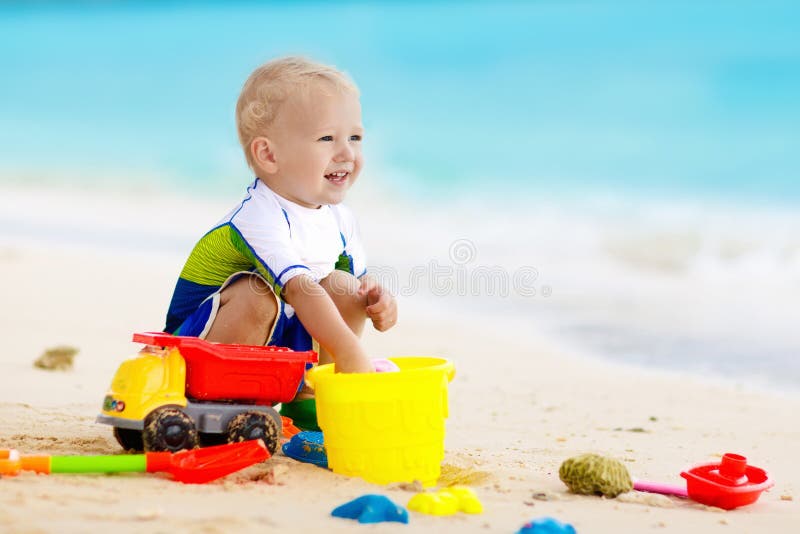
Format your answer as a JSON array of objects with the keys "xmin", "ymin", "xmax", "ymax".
[{"xmin": 283, "ymin": 274, "xmax": 374, "ymax": 373}]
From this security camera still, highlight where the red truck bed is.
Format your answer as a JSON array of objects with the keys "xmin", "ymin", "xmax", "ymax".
[{"xmin": 133, "ymin": 332, "xmax": 318, "ymax": 405}]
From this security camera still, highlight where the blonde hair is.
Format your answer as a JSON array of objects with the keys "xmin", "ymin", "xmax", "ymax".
[{"xmin": 236, "ymin": 56, "xmax": 359, "ymax": 169}]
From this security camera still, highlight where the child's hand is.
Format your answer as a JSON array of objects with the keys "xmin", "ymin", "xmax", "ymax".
[{"xmin": 358, "ymin": 276, "xmax": 397, "ymax": 332}]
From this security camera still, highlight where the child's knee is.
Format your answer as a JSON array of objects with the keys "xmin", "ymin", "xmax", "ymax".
[{"xmin": 221, "ymin": 275, "xmax": 278, "ymax": 322}]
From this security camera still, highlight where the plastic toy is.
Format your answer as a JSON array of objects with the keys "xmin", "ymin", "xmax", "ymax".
[
  {"xmin": 681, "ymin": 453, "xmax": 773, "ymax": 509},
  {"xmin": 517, "ymin": 517, "xmax": 577, "ymax": 534},
  {"xmin": 305, "ymin": 356, "xmax": 455, "ymax": 486},
  {"xmin": 280, "ymin": 416, "xmax": 301, "ymax": 439},
  {"xmin": 407, "ymin": 486, "xmax": 483, "ymax": 515},
  {"xmin": 279, "ymin": 398, "xmax": 320, "ymax": 432},
  {"xmin": 281, "ymin": 431, "xmax": 327, "ymax": 468},
  {"xmin": 331, "ymin": 494, "xmax": 409, "ymax": 524},
  {"xmin": 371, "ymin": 358, "xmax": 400, "ymax": 373},
  {"xmin": 277, "ymin": 359, "xmax": 398, "ymax": 432},
  {"xmin": 0, "ymin": 440, "xmax": 268, "ymax": 484},
  {"xmin": 408, "ymin": 490, "xmax": 458, "ymax": 516},
  {"xmin": 632, "ymin": 479, "xmax": 688, "ymax": 498},
  {"xmin": 96, "ymin": 332, "xmax": 317, "ymax": 455}
]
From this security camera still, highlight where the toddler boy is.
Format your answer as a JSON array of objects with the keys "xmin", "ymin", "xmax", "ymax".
[{"xmin": 164, "ymin": 57, "xmax": 397, "ymax": 392}]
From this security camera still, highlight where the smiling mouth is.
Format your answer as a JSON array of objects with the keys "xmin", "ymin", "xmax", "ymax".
[{"xmin": 325, "ymin": 171, "xmax": 350, "ymax": 185}]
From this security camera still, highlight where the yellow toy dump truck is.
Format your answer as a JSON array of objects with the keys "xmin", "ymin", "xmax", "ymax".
[{"xmin": 97, "ymin": 332, "xmax": 317, "ymax": 455}]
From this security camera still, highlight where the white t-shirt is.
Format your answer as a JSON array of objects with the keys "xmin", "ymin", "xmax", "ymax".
[
  {"xmin": 227, "ymin": 179, "xmax": 367, "ymax": 288},
  {"xmin": 165, "ymin": 178, "xmax": 367, "ymax": 332}
]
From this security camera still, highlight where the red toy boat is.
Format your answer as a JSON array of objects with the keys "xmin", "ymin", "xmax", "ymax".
[{"xmin": 681, "ymin": 453, "xmax": 773, "ymax": 510}]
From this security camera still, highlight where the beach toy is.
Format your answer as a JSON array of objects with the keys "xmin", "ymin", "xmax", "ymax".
[
  {"xmin": 279, "ymin": 398, "xmax": 321, "ymax": 432},
  {"xmin": 408, "ymin": 491, "xmax": 459, "ymax": 515},
  {"xmin": 278, "ymin": 359, "xmax": 398, "ymax": 433},
  {"xmin": 331, "ymin": 494, "xmax": 409, "ymax": 524},
  {"xmin": 559, "ymin": 454, "xmax": 633, "ymax": 497},
  {"xmin": 407, "ymin": 486, "xmax": 483, "ymax": 515},
  {"xmin": 372, "ymin": 358, "xmax": 400, "ymax": 373},
  {"xmin": 0, "ymin": 440, "xmax": 268, "ymax": 484},
  {"xmin": 680, "ymin": 453, "xmax": 773, "ymax": 509},
  {"xmin": 517, "ymin": 517, "xmax": 577, "ymax": 534},
  {"xmin": 632, "ymin": 479, "xmax": 688, "ymax": 498},
  {"xmin": 281, "ymin": 431, "xmax": 328, "ymax": 468},
  {"xmin": 97, "ymin": 332, "xmax": 317, "ymax": 454},
  {"xmin": 280, "ymin": 416, "xmax": 301, "ymax": 439},
  {"xmin": 305, "ymin": 356, "xmax": 455, "ymax": 486}
]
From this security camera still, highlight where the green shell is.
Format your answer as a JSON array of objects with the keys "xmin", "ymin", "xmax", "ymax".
[{"xmin": 559, "ymin": 453, "xmax": 633, "ymax": 498}]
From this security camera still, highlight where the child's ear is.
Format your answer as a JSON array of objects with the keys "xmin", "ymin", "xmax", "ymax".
[{"xmin": 251, "ymin": 137, "xmax": 278, "ymax": 174}]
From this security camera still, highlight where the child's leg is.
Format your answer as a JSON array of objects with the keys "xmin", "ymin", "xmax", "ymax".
[
  {"xmin": 205, "ymin": 274, "xmax": 278, "ymax": 346},
  {"xmin": 316, "ymin": 269, "xmax": 367, "ymax": 365}
]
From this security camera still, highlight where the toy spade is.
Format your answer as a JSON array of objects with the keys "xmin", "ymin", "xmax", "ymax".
[
  {"xmin": 633, "ymin": 479, "xmax": 689, "ymax": 497},
  {"xmin": 629, "ymin": 454, "xmax": 773, "ymax": 509},
  {"xmin": 633, "ymin": 453, "xmax": 774, "ymax": 510},
  {"xmin": 0, "ymin": 439, "xmax": 268, "ymax": 484}
]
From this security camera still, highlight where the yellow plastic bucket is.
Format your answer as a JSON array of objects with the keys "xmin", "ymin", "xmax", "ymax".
[{"xmin": 304, "ymin": 357, "xmax": 455, "ymax": 486}]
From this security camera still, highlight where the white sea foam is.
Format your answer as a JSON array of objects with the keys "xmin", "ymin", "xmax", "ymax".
[
  {"xmin": 2, "ymin": 177, "xmax": 798, "ymax": 391},
  {"xmin": 349, "ymin": 175, "xmax": 800, "ymax": 392}
]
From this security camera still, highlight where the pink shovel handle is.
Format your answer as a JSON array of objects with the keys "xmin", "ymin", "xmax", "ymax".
[{"xmin": 633, "ymin": 479, "xmax": 689, "ymax": 498}]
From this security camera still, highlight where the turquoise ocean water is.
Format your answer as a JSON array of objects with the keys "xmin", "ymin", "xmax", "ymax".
[
  {"xmin": 1, "ymin": 1, "xmax": 799, "ymax": 389},
  {"xmin": 1, "ymin": 1, "xmax": 798, "ymax": 201}
]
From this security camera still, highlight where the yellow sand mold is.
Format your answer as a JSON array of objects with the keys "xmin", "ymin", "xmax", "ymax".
[{"xmin": 407, "ymin": 486, "xmax": 483, "ymax": 515}]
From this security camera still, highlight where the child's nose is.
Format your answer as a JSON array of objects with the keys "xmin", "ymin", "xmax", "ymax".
[{"xmin": 333, "ymin": 140, "xmax": 355, "ymax": 162}]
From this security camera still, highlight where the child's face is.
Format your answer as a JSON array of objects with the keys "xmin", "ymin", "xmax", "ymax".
[{"xmin": 262, "ymin": 83, "xmax": 363, "ymax": 208}]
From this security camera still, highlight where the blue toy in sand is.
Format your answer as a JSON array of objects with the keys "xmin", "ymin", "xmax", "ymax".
[
  {"xmin": 517, "ymin": 517, "xmax": 577, "ymax": 534},
  {"xmin": 281, "ymin": 431, "xmax": 327, "ymax": 468},
  {"xmin": 331, "ymin": 494, "xmax": 409, "ymax": 524}
]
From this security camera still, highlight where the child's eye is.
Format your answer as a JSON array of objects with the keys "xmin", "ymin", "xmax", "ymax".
[
  {"xmin": 349, "ymin": 135, "xmax": 362, "ymax": 142},
  {"xmin": 318, "ymin": 135, "xmax": 334, "ymax": 142}
]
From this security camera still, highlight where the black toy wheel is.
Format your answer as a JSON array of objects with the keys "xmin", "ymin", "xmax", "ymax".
[
  {"xmin": 113, "ymin": 427, "xmax": 144, "ymax": 452},
  {"xmin": 227, "ymin": 411, "xmax": 280, "ymax": 455},
  {"xmin": 198, "ymin": 432, "xmax": 228, "ymax": 447},
  {"xmin": 143, "ymin": 407, "xmax": 198, "ymax": 453}
]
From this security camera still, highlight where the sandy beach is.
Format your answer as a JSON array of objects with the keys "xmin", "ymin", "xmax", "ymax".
[
  {"xmin": 2, "ymin": 0, "xmax": 799, "ymax": 530},
  {"xmin": 0, "ymin": 185, "xmax": 797, "ymax": 534}
]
